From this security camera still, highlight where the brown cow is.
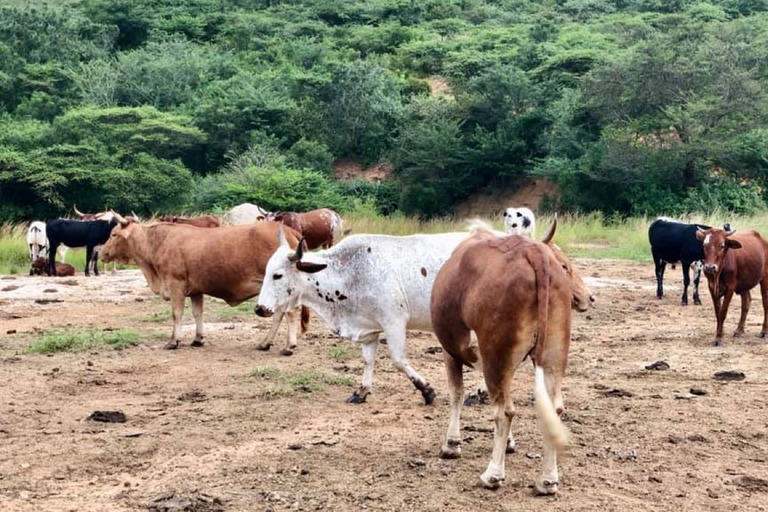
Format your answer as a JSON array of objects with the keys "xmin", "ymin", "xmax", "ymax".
[
  {"xmin": 696, "ymin": 227, "xmax": 768, "ymax": 346},
  {"xmin": 264, "ymin": 208, "xmax": 342, "ymax": 249},
  {"xmin": 30, "ymin": 257, "xmax": 75, "ymax": 277},
  {"xmin": 158, "ymin": 214, "xmax": 221, "ymax": 228},
  {"xmin": 431, "ymin": 219, "xmax": 591, "ymax": 494},
  {"xmin": 100, "ymin": 214, "xmax": 306, "ymax": 352}
]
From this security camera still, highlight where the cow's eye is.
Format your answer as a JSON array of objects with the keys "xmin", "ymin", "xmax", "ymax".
[
  {"xmin": 502, "ymin": 212, "xmax": 507, "ymax": 217},
  {"xmin": 273, "ymin": 273, "xmax": 283, "ymax": 280}
]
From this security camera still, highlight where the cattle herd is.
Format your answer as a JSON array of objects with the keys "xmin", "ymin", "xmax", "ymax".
[{"xmin": 18, "ymin": 205, "xmax": 767, "ymax": 493}]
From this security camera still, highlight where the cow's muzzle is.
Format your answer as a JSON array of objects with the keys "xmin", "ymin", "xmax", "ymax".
[
  {"xmin": 703, "ymin": 264, "xmax": 718, "ymax": 275},
  {"xmin": 254, "ymin": 305, "xmax": 273, "ymax": 318}
]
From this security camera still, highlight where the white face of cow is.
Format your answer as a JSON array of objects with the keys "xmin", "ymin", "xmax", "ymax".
[
  {"xmin": 502, "ymin": 207, "xmax": 534, "ymax": 235},
  {"xmin": 255, "ymin": 227, "xmax": 327, "ymax": 317}
]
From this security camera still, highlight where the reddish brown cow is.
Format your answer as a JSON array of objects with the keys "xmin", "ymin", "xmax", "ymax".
[
  {"xmin": 158, "ymin": 214, "xmax": 221, "ymax": 228},
  {"xmin": 431, "ymin": 220, "xmax": 591, "ymax": 494},
  {"xmin": 696, "ymin": 227, "xmax": 768, "ymax": 346},
  {"xmin": 30, "ymin": 258, "xmax": 75, "ymax": 277},
  {"xmin": 264, "ymin": 209, "xmax": 342, "ymax": 249}
]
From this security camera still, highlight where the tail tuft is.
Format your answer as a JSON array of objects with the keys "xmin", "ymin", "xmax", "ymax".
[{"xmin": 533, "ymin": 366, "xmax": 568, "ymax": 453}]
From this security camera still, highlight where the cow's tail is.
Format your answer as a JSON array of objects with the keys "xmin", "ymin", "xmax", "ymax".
[
  {"xmin": 300, "ymin": 306, "xmax": 310, "ymax": 334},
  {"xmin": 529, "ymin": 245, "xmax": 568, "ymax": 453}
]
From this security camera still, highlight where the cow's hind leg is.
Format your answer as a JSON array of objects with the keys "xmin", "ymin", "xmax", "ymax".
[
  {"xmin": 384, "ymin": 326, "xmax": 435, "ymax": 405},
  {"xmin": 190, "ymin": 294, "xmax": 205, "ymax": 347},
  {"xmin": 692, "ymin": 261, "xmax": 703, "ymax": 305},
  {"xmin": 653, "ymin": 254, "xmax": 666, "ymax": 299},
  {"xmin": 256, "ymin": 307, "xmax": 285, "ymax": 351},
  {"xmin": 439, "ymin": 349, "xmax": 466, "ymax": 459},
  {"xmin": 348, "ymin": 336, "xmax": 379, "ymax": 404},
  {"xmin": 165, "ymin": 291, "xmax": 186, "ymax": 350},
  {"xmin": 91, "ymin": 247, "xmax": 100, "ymax": 276},
  {"xmin": 477, "ymin": 333, "xmax": 531, "ymax": 489},
  {"xmin": 734, "ymin": 290, "xmax": 751, "ymax": 337},
  {"xmin": 84, "ymin": 246, "xmax": 93, "ymax": 277}
]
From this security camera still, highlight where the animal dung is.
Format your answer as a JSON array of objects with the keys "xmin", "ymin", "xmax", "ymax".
[
  {"xmin": 87, "ymin": 410, "xmax": 127, "ymax": 423},
  {"xmin": 713, "ymin": 370, "xmax": 746, "ymax": 381},
  {"xmin": 645, "ymin": 360, "xmax": 670, "ymax": 371}
]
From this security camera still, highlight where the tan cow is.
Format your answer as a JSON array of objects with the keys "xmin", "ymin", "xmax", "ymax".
[
  {"xmin": 264, "ymin": 208, "xmax": 342, "ymax": 249},
  {"xmin": 158, "ymin": 214, "xmax": 221, "ymax": 228},
  {"xmin": 100, "ymin": 214, "xmax": 306, "ymax": 351},
  {"xmin": 430, "ymin": 219, "xmax": 591, "ymax": 494}
]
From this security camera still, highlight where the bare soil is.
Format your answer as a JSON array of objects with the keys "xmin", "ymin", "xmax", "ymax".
[
  {"xmin": 454, "ymin": 178, "xmax": 558, "ymax": 218},
  {"xmin": 1, "ymin": 260, "xmax": 767, "ymax": 511}
]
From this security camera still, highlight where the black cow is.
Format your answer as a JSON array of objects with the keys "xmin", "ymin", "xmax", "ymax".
[
  {"xmin": 46, "ymin": 219, "xmax": 118, "ymax": 277},
  {"xmin": 649, "ymin": 218, "xmax": 711, "ymax": 305}
]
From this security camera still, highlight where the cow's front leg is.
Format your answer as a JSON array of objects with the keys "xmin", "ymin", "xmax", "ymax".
[
  {"xmin": 164, "ymin": 292, "xmax": 185, "ymax": 349},
  {"xmin": 84, "ymin": 246, "xmax": 93, "ymax": 277},
  {"xmin": 348, "ymin": 337, "xmax": 379, "ymax": 404},
  {"xmin": 281, "ymin": 308, "xmax": 300, "ymax": 356},
  {"xmin": 91, "ymin": 247, "xmax": 100, "ymax": 276},
  {"xmin": 190, "ymin": 294, "xmax": 204, "ymax": 347},
  {"xmin": 681, "ymin": 261, "xmax": 691, "ymax": 305},
  {"xmin": 715, "ymin": 288, "xmax": 735, "ymax": 346},
  {"xmin": 735, "ymin": 290, "xmax": 751, "ymax": 337},
  {"xmin": 256, "ymin": 307, "xmax": 284, "ymax": 351},
  {"xmin": 384, "ymin": 328, "xmax": 435, "ymax": 405}
]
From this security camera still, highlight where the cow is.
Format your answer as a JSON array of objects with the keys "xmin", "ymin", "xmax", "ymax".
[
  {"xmin": 27, "ymin": 221, "xmax": 48, "ymax": 261},
  {"xmin": 431, "ymin": 219, "xmax": 590, "ymax": 494},
  {"xmin": 100, "ymin": 214, "xmax": 307, "ymax": 351},
  {"xmin": 31, "ymin": 258, "xmax": 75, "ymax": 277},
  {"xmin": 264, "ymin": 208, "xmax": 342, "ymax": 250},
  {"xmin": 254, "ymin": 224, "xmax": 501, "ymax": 405},
  {"xmin": 502, "ymin": 207, "xmax": 536, "ymax": 237},
  {"xmin": 696, "ymin": 226, "xmax": 768, "ymax": 346},
  {"xmin": 46, "ymin": 218, "xmax": 118, "ymax": 277},
  {"xmin": 74, "ymin": 206, "xmax": 127, "ymax": 274},
  {"xmin": 649, "ymin": 217, "xmax": 713, "ymax": 305},
  {"xmin": 158, "ymin": 214, "xmax": 221, "ymax": 228},
  {"xmin": 221, "ymin": 203, "xmax": 271, "ymax": 225}
]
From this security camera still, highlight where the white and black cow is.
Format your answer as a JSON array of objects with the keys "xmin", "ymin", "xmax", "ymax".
[
  {"xmin": 649, "ymin": 217, "xmax": 714, "ymax": 305},
  {"xmin": 27, "ymin": 221, "xmax": 68, "ymax": 267},
  {"xmin": 502, "ymin": 207, "xmax": 535, "ymax": 237},
  {"xmin": 255, "ymin": 226, "xmax": 483, "ymax": 405}
]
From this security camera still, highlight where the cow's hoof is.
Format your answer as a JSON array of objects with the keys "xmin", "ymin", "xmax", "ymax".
[
  {"xmin": 713, "ymin": 339, "xmax": 723, "ymax": 347},
  {"xmin": 533, "ymin": 479, "xmax": 559, "ymax": 496},
  {"xmin": 439, "ymin": 440, "xmax": 462, "ymax": 459},
  {"xmin": 163, "ymin": 340, "xmax": 179, "ymax": 350},
  {"xmin": 191, "ymin": 339, "xmax": 205, "ymax": 347},
  {"xmin": 464, "ymin": 389, "xmax": 489, "ymax": 406},
  {"xmin": 477, "ymin": 474, "xmax": 502, "ymax": 490},
  {"xmin": 346, "ymin": 390, "xmax": 369, "ymax": 404},
  {"xmin": 759, "ymin": 332, "xmax": 767, "ymax": 339},
  {"xmin": 279, "ymin": 348, "xmax": 294, "ymax": 356},
  {"xmin": 421, "ymin": 385, "xmax": 436, "ymax": 405},
  {"xmin": 506, "ymin": 438, "xmax": 516, "ymax": 454},
  {"xmin": 656, "ymin": 295, "xmax": 662, "ymax": 300},
  {"xmin": 255, "ymin": 342, "xmax": 272, "ymax": 351},
  {"xmin": 733, "ymin": 331, "xmax": 743, "ymax": 338},
  {"xmin": 694, "ymin": 300, "xmax": 702, "ymax": 306}
]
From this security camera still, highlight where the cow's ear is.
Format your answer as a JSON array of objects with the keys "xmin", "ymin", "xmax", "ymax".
[
  {"xmin": 726, "ymin": 239, "xmax": 742, "ymax": 250},
  {"xmin": 695, "ymin": 229, "xmax": 706, "ymax": 241},
  {"xmin": 296, "ymin": 261, "xmax": 327, "ymax": 274},
  {"xmin": 256, "ymin": 215, "xmax": 265, "ymax": 221}
]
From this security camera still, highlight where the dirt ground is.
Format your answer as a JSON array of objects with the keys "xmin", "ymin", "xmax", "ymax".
[{"xmin": 1, "ymin": 259, "xmax": 767, "ymax": 512}]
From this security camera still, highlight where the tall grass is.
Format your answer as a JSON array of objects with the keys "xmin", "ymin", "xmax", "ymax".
[{"xmin": 1, "ymin": 211, "xmax": 763, "ymax": 273}]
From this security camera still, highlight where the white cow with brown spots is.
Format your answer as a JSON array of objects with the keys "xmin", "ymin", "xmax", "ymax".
[{"xmin": 255, "ymin": 226, "xmax": 481, "ymax": 404}]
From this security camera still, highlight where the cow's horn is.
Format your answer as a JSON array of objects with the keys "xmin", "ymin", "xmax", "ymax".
[
  {"xmin": 73, "ymin": 204, "xmax": 86, "ymax": 217},
  {"xmin": 288, "ymin": 238, "xmax": 305, "ymax": 262},
  {"xmin": 112, "ymin": 210, "xmax": 129, "ymax": 225},
  {"xmin": 276, "ymin": 223, "xmax": 288, "ymax": 248},
  {"xmin": 540, "ymin": 214, "xmax": 557, "ymax": 244},
  {"xmin": 131, "ymin": 211, "xmax": 139, "ymax": 221},
  {"xmin": 697, "ymin": 226, "xmax": 707, "ymax": 233},
  {"xmin": 257, "ymin": 205, "xmax": 269, "ymax": 215}
]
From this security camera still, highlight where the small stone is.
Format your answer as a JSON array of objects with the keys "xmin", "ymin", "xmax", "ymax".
[
  {"xmin": 674, "ymin": 393, "xmax": 697, "ymax": 400},
  {"xmin": 300, "ymin": 468, "xmax": 310, "ymax": 475},
  {"xmin": 525, "ymin": 452, "xmax": 541, "ymax": 459},
  {"xmin": 668, "ymin": 435, "xmax": 683, "ymax": 444},
  {"xmin": 689, "ymin": 388, "xmax": 708, "ymax": 396},
  {"xmin": 598, "ymin": 388, "xmax": 634, "ymax": 398},
  {"xmin": 6, "ymin": 329, "xmax": 16, "ymax": 335},
  {"xmin": 688, "ymin": 434, "xmax": 709, "ymax": 443},
  {"xmin": 649, "ymin": 476, "xmax": 663, "ymax": 484},
  {"xmin": 407, "ymin": 458, "xmax": 426, "ymax": 468},
  {"xmin": 713, "ymin": 370, "xmax": 746, "ymax": 381},
  {"xmin": 121, "ymin": 430, "xmax": 143, "ymax": 438},
  {"xmin": 87, "ymin": 411, "xmax": 126, "ymax": 423},
  {"xmin": 287, "ymin": 443, "xmax": 303, "ymax": 450},
  {"xmin": 645, "ymin": 361, "xmax": 670, "ymax": 371},
  {"xmin": 424, "ymin": 414, "xmax": 434, "ymax": 420}
]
